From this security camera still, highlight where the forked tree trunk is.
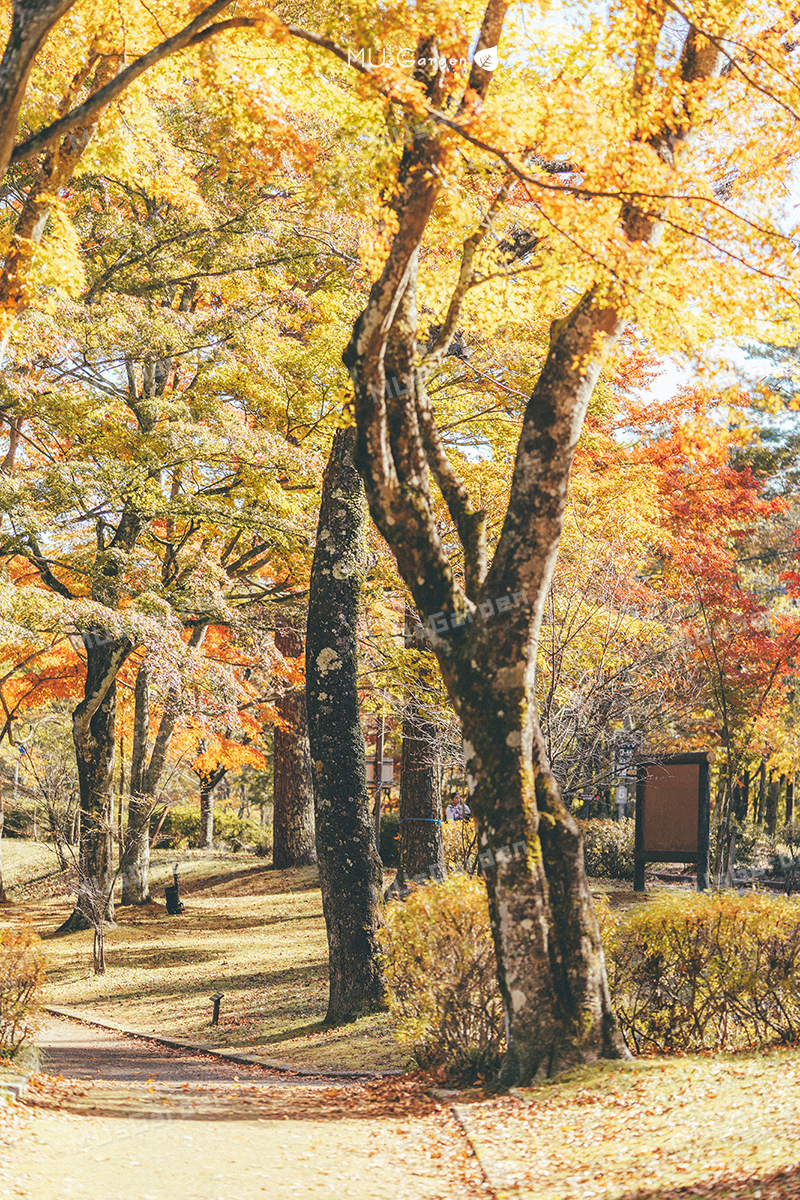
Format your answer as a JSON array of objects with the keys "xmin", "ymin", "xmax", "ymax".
[
  {"xmin": 57, "ymin": 635, "xmax": 133, "ymax": 933},
  {"xmin": 339, "ymin": 7, "xmax": 729, "ymax": 1084},
  {"xmin": 306, "ymin": 427, "xmax": 387, "ymax": 1023},
  {"xmin": 273, "ymin": 619, "xmax": 316, "ymax": 867},
  {"xmin": 399, "ymin": 683, "xmax": 445, "ymax": 883},
  {"xmin": 120, "ymin": 626, "xmax": 208, "ymax": 902}
]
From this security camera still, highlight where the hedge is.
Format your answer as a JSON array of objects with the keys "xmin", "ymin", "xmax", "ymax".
[
  {"xmin": 380, "ymin": 874, "xmax": 504, "ymax": 1080},
  {"xmin": 382, "ymin": 878, "xmax": 800, "ymax": 1076},
  {"xmin": 600, "ymin": 891, "xmax": 800, "ymax": 1054}
]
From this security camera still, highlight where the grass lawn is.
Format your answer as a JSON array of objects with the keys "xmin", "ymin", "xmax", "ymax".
[{"xmin": 0, "ymin": 842, "xmax": 405, "ymax": 1074}]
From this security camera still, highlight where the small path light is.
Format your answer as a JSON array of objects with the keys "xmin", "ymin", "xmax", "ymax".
[{"xmin": 210, "ymin": 992, "xmax": 224, "ymax": 1026}]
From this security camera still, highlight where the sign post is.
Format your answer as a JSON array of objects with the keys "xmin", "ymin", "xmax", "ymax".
[{"xmin": 634, "ymin": 753, "xmax": 711, "ymax": 892}]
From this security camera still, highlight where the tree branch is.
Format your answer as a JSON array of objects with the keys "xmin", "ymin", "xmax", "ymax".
[{"xmin": 8, "ymin": 2, "xmax": 254, "ymax": 167}]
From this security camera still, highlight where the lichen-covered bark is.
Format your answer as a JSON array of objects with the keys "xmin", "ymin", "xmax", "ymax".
[
  {"xmin": 306, "ymin": 426, "xmax": 386, "ymax": 1023},
  {"xmin": 446, "ymin": 607, "xmax": 619, "ymax": 1081},
  {"xmin": 273, "ymin": 620, "xmax": 316, "ymax": 867}
]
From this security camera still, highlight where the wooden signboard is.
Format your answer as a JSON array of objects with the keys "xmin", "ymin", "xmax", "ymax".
[{"xmin": 634, "ymin": 753, "xmax": 711, "ymax": 892}]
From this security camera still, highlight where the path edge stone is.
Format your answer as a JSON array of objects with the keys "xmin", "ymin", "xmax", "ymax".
[
  {"xmin": 0, "ymin": 1077, "xmax": 29, "ymax": 1102},
  {"xmin": 43, "ymin": 1006, "xmax": 402, "ymax": 1080}
]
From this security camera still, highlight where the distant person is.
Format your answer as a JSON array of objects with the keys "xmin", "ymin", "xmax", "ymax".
[
  {"xmin": 453, "ymin": 799, "xmax": 464, "ymax": 820},
  {"xmin": 445, "ymin": 801, "xmax": 455, "ymax": 822}
]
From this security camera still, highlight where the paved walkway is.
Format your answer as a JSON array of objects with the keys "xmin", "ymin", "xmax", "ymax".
[
  {"xmin": 35, "ymin": 1016, "xmax": 322, "ymax": 1086},
  {"xmin": 1, "ymin": 1017, "xmax": 491, "ymax": 1200}
]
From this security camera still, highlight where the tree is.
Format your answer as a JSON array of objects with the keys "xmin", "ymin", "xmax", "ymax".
[
  {"xmin": 120, "ymin": 627, "xmax": 208, "ymax": 905},
  {"xmin": 0, "ymin": 0, "xmax": 247, "ymax": 183},
  {"xmin": 272, "ymin": 616, "xmax": 316, "ymax": 867},
  {"xmin": 628, "ymin": 389, "xmax": 800, "ymax": 876},
  {"xmin": 0, "ymin": 770, "xmax": 7, "ymax": 903},
  {"xmin": 536, "ymin": 370, "xmax": 700, "ymax": 805},
  {"xmin": 306, "ymin": 427, "xmax": 386, "ymax": 1023},
  {"xmin": 0, "ymin": 76, "xmax": 327, "ymax": 911},
  {"xmin": 195, "ymin": 756, "xmax": 228, "ymax": 850},
  {"xmin": 287, "ymin": 1, "xmax": 797, "ymax": 1081}
]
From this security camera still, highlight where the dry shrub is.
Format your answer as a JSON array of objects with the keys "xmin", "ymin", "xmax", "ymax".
[
  {"xmin": 0, "ymin": 924, "xmax": 45, "ymax": 1057},
  {"xmin": 579, "ymin": 818, "xmax": 635, "ymax": 880},
  {"xmin": 380, "ymin": 874, "xmax": 504, "ymax": 1081},
  {"xmin": 442, "ymin": 818, "xmax": 476, "ymax": 872},
  {"xmin": 602, "ymin": 891, "xmax": 800, "ymax": 1054}
]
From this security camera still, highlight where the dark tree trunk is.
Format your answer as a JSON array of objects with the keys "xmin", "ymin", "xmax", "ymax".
[
  {"xmin": 757, "ymin": 759, "xmax": 767, "ymax": 826},
  {"xmin": 766, "ymin": 773, "xmax": 781, "ymax": 836},
  {"xmin": 120, "ymin": 665, "xmax": 152, "ymax": 905},
  {"xmin": 399, "ymin": 681, "xmax": 445, "ymax": 883},
  {"xmin": 306, "ymin": 427, "xmax": 387, "ymax": 1023},
  {"xmin": 273, "ymin": 619, "xmax": 316, "ymax": 867},
  {"xmin": 57, "ymin": 636, "xmax": 133, "ymax": 933},
  {"xmin": 787, "ymin": 776, "xmax": 795, "ymax": 825},
  {"xmin": 733, "ymin": 770, "xmax": 750, "ymax": 823}
]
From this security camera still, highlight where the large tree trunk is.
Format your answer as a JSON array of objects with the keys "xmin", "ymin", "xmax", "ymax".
[
  {"xmin": 273, "ymin": 619, "xmax": 316, "ymax": 867},
  {"xmin": 57, "ymin": 635, "xmax": 133, "ymax": 933},
  {"xmin": 306, "ymin": 427, "xmax": 387, "ymax": 1023},
  {"xmin": 444, "ymin": 606, "xmax": 621, "ymax": 1084},
  {"xmin": 399, "ymin": 678, "xmax": 445, "ymax": 883}
]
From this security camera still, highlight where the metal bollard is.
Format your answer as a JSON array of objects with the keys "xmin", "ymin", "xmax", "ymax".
[{"xmin": 210, "ymin": 992, "xmax": 224, "ymax": 1025}]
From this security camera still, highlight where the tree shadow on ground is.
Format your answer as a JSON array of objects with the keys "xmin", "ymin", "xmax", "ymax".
[
  {"xmin": 26, "ymin": 1076, "xmax": 429, "ymax": 1122},
  {"xmin": 178, "ymin": 864, "xmax": 320, "ymax": 897},
  {"xmin": 42, "ymin": 959, "xmax": 327, "ymax": 1006},
  {"xmin": 249, "ymin": 1019, "xmax": 329, "ymax": 1045}
]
